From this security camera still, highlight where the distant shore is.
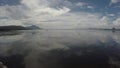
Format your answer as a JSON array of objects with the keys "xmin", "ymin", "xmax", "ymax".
[{"xmin": 0, "ymin": 25, "xmax": 41, "ymax": 31}]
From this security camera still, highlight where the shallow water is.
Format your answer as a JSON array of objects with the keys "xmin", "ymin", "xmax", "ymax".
[{"xmin": 0, "ymin": 30, "xmax": 120, "ymax": 68}]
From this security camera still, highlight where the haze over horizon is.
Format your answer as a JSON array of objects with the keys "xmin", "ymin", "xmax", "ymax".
[{"xmin": 0, "ymin": 0, "xmax": 120, "ymax": 29}]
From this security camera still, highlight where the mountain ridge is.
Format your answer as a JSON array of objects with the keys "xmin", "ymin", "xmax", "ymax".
[{"xmin": 0, "ymin": 25, "xmax": 41, "ymax": 31}]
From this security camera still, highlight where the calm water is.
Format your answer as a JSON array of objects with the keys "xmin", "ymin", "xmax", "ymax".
[{"xmin": 0, "ymin": 30, "xmax": 120, "ymax": 68}]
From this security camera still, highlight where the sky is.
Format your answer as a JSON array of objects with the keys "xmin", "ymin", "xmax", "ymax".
[{"xmin": 0, "ymin": 0, "xmax": 120, "ymax": 29}]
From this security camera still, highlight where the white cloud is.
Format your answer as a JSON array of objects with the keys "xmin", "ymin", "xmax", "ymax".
[
  {"xmin": 107, "ymin": 14, "xmax": 115, "ymax": 16},
  {"xmin": 76, "ymin": 2, "xmax": 86, "ymax": 7},
  {"xmin": 110, "ymin": 0, "xmax": 120, "ymax": 5},
  {"xmin": 0, "ymin": 19, "xmax": 24, "ymax": 26},
  {"xmin": 0, "ymin": 5, "xmax": 28, "ymax": 19},
  {"xmin": 76, "ymin": 2, "xmax": 94, "ymax": 10},
  {"xmin": 87, "ymin": 6, "xmax": 94, "ymax": 9},
  {"xmin": 33, "ymin": 7, "xmax": 70, "ymax": 16},
  {"xmin": 111, "ymin": 0, "xmax": 120, "ymax": 4},
  {"xmin": 21, "ymin": 0, "xmax": 70, "ymax": 16},
  {"xmin": 35, "ymin": 12, "xmax": 109, "ymax": 29},
  {"xmin": 0, "ymin": 0, "xmax": 116, "ymax": 29},
  {"xmin": 0, "ymin": 6, "xmax": 9, "ymax": 17},
  {"xmin": 113, "ymin": 18, "xmax": 120, "ymax": 27}
]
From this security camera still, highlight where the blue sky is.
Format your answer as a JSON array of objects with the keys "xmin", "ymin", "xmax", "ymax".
[
  {"xmin": 0, "ymin": 0, "xmax": 120, "ymax": 29},
  {"xmin": 0, "ymin": 0, "xmax": 119, "ymax": 15},
  {"xmin": 70, "ymin": 0, "xmax": 120, "ymax": 17},
  {"xmin": 0, "ymin": 0, "xmax": 21, "ymax": 5}
]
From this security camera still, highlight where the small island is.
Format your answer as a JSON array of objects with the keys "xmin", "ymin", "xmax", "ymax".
[{"xmin": 0, "ymin": 25, "xmax": 41, "ymax": 31}]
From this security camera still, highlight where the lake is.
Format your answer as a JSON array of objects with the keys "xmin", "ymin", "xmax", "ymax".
[{"xmin": 0, "ymin": 30, "xmax": 120, "ymax": 68}]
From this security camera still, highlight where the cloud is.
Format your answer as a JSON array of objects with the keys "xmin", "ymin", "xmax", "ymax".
[
  {"xmin": 33, "ymin": 7, "xmax": 70, "ymax": 16},
  {"xmin": 0, "ymin": 5, "xmax": 26, "ymax": 26},
  {"xmin": 76, "ymin": 2, "xmax": 87, "ymax": 7},
  {"xmin": 107, "ymin": 14, "xmax": 115, "ymax": 17},
  {"xmin": 21, "ymin": 0, "xmax": 70, "ymax": 16},
  {"xmin": 0, "ymin": 0, "xmax": 71, "ymax": 25},
  {"xmin": 87, "ymin": 6, "xmax": 94, "ymax": 9},
  {"xmin": 76, "ymin": 2, "xmax": 94, "ymax": 9},
  {"xmin": 110, "ymin": 0, "xmax": 120, "ymax": 5},
  {"xmin": 111, "ymin": 0, "xmax": 120, "ymax": 4},
  {"xmin": 113, "ymin": 18, "xmax": 120, "ymax": 27},
  {"xmin": 0, "ymin": 19, "xmax": 24, "ymax": 26},
  {"xmin": 0, "ymin": 0, "xmax": 117, "ymax": 29},
  {"xmin": 36, "ymin": 12, "xmax": 110, "ymax": 29}
]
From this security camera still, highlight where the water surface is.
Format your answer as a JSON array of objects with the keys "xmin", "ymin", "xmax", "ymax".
[{"xmin": 0, "ymin": 30, "xmax": 120, "ymax": 68}]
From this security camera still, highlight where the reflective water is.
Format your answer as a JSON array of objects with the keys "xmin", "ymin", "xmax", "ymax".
[{"xmin": 0, "ymin": 30, "xmax": 120, "ymax": 68}]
